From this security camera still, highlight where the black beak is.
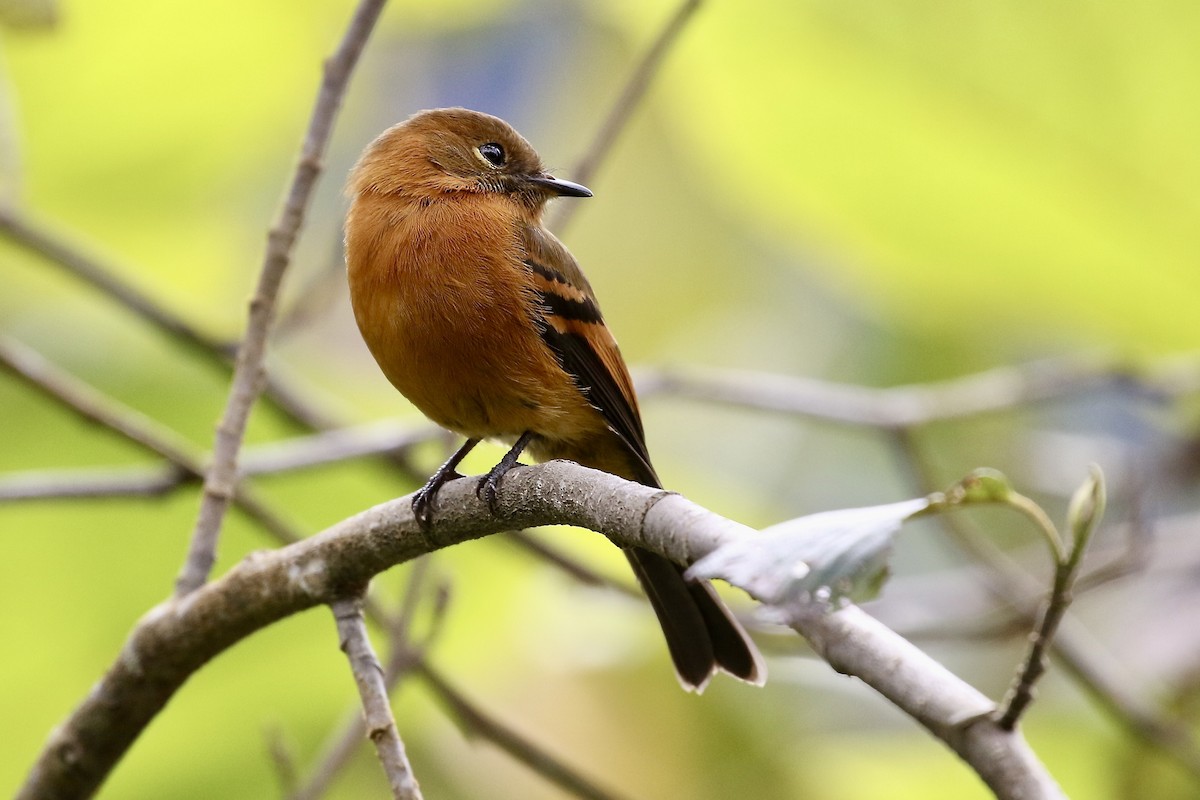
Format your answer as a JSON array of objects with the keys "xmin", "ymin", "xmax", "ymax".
[{"xmin": 527, "ymin": 173, "xmax": 592, "ymax": 198}]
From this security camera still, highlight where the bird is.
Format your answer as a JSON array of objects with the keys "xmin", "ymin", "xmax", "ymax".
[{"xmin": 344, "ymin": 107, "xmax": 763, "ymax": 691}]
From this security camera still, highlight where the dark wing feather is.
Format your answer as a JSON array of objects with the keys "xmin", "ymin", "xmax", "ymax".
[
  {"xmin": 522, "ymin": 226, "xmax": 659, "ymax": 487},
  {"xmin": 522, "ymin": 224, "xmax": 763, "ymax": 690}
]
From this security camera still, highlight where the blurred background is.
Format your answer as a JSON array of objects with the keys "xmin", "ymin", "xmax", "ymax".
[{"xmin": 2, "ymin": 0, "xmax": 1199, "ymax": 798}]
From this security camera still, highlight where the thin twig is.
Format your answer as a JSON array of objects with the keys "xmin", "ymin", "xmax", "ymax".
[
  {"xmin": 239, "ymin": 420, "xmax": 440, "ymax": 480},
  {"xmin": 290, "ymin": 561, "xmax": 432, "ymax": 800},
  {"xmin": 546, "ymin": 0, "xmax": 702, "ymax": 235},
  {"xmin": 505, "ymin": 530, "xmax": 641, "ymax": 598},
  {"xmin": 0, "ymin": 202, "xmax": 347, "ymax": 433},
  {"xmin": 0, "ymin": 420, "xmax": 439, "ymax": 503},
  {"xmin": 0, "ymin": 464, "xmax": 188, "ymax": 502},
  {"xmin": 265, "ymin": 726, "xmax": 301, "ymax": 798},
  {"xmin": 0, "ymin": 335, "xmax": 199, "ymax": 463},
  {"xmin": 0, "ymin": 208, "xmax": 232, "ymax": 360},
  {"xmin": 416, "ymin": 661, "xmax": 634, "ymax": 800},
  {"xmin": 890, "ymin": 428, "xmax": 1200, "ymax": 781},
  {"xmin": 637, "ymin": 356, "xmax": 1188, "ymax": 428},
  {"xmin": 998, "ymin": 469, "xmax": 1104, "ymax": 729},
  {"xmin": 0, "ymin": 335, "xmax": 302, "ymax": 543},
  {"xmin": 331, "ymin": 594, "xmax": 423, "ymax": 800},
  {"xmin": 177, "ymin": 0, "xmax": 388, "ymax": 596}
]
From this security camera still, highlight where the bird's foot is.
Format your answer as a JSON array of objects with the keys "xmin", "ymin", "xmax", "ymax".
[
  {"xmin": 475, "ymin": 461, "xmax": 511, "ymax": 516},
  {"xmin": 412, "ymin": 468, "xmax": 462, "ymax": 529},
  {"xmin": 476, "ymin": 431, "xmax": 535, "ymax": 515}
]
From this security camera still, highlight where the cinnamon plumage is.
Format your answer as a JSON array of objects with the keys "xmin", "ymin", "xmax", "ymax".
[{"xmin": 345, "ymin": 108, "xmax": 763, "ymax": 691}]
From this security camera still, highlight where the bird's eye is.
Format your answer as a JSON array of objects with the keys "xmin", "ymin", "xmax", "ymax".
[{"xmin": 477, "ymin": 142, "xmax": 505, "ymax": 167}]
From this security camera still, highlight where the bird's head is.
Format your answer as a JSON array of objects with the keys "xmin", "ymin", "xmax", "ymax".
[{"xmin": 348, "ymin": 107, "xmax": 591, "ymax": 208}]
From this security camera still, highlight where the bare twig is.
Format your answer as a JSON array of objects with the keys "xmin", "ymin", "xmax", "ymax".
[
  {"xmin": 505, "ymin": 530, "xmax": 641, "ymax": 598},
  {"xmin": 546, "ymin": 0, "xmax": 702, "ymax": 235},
  {"xmin": 0, "ymin": 335, "xmax": 303, "ymax": 544},
  {"xmin": 890, "ymin": 428, "xmax": 1200, "ymax": 782},
  {"xmin": 288, "ymin": 708, "xmax": 365, "ymax": 800},
  {"xmin": 330, "ymin": 594, "xmax": 423, "ymax": 800},
  {"xmin": 0, "ymin": 419, "xmax": 439, "ymax": 503},
  {"xmin": 0, "ymin": 199, "xmax": 352, "ymax": 434},
  {"xmin": 0, "ymin": 335, "xmax": 200, "ymax": 463},
  {"xmin": 17, "ymin": 461, "xmax": 1062, "ymax": 800},
  {"xmin": 0, "ymin": 208, "xmax": 233, "ymax": 360},
  {"xmin": 265, "ymin": 726, "xmax": 301, "ymax": 798},
  {"xmin": 290, "ymin": 562, "xmax": 432, "ymax": 800},
  {"xmin": 0, "ymin": 464, "xmax": 188, "ymax": 502},
  {"xmin": 177, "ymin": 0, "xmax": 388, "ymax": 596},
  {"xmin": 239, "ymin": 420, "xmax": 440, "ymax": 479},
  {"xmin": 417, "ymin": 661, "xmax": 632, "ymax": 800},
  {"xmin": 637, "ymin": 356, "xmax": 1188, "ymax": 428}
]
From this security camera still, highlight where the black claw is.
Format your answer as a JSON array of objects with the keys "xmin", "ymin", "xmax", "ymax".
[
  {"xmin": 476, "ymin": 431, "xmax": 535, "ymax": 517},
  {"xmin": 411, "ymin": 438, "xmax": 480, "ymax": 529},
  {"xmin": 412, "ymin": 469, "xmax": 461, "ymax": 529},
  {"xmin": 476, "ymin": 471, "xmax": 503, "ymax": 514}
]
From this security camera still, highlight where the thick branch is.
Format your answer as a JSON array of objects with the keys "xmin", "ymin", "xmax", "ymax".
[{"xmin": 18, "ymin": 461, "xmax": 1060, "ymax": 800}]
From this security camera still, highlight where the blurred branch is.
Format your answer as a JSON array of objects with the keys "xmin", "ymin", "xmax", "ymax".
[
  {"xmin": 330, "ymin": 594, "xmax": 423, "ymax": 800},
  {"xmin": 0, "ymin": 207, "xmax": 237, "ymax": 358},
  {"xmin": 891, "ymin": 428, "xmax": 1200, "ymax": 783},
  {"xmin": 272, "ymin": 237, "xmax": 347, "ymax": 341},
  {"xmin": 0, "ymin": 464, "xmax": 188, "ymax": 501},
  {"xmin": 416, "ymin": 661, "xmax": 633, "ymax": 800},
  {"xmin": 0, "ymin": 335, "xmax": 200, "ymax": 464},
  {"xmin": 1073, "ymin": 464, "xmax": 1153, "ymax": 593},
  {"xmin": 0, "ymin": 92, "xmax": 446, "ymax": 491},
  {"xmin": 177, "ymin": 0, "xmax": 388, "ymax": 596},
  {"xmin": 238, "ymin": 419, "xmax": 440, "ymax": 477},
  {"xmin": 637, "ymin": 354, "xmax": 1196, "ymax": 428},
  {"xmin": 0, "ymin": 334, "xmax": 303, "ymax": 543},
  {"xmin": 16, "ymin": 461, "xmax": 1063, "ymax": 800},
  {"xmin": 642, "ymin": 355, "xmax": 1200, "ymax": 781},
  {"xmin": 0, "ymin": 174, "xmax": 357, "ymax": 435},
  {"xmin": 546, "ymin": 0, "xmax": 702, "ymax": 235},
  {"xmin": 0, "ymin": 419, "xmax": 440, "ymax": 503},
  {"xmin": 504, "ymin": 530, "xmax": 641, "ymax": 598},
  {"xmin": 265, "ymin": 727, "xmax": 301, "ymax": 799},
  {"xmin": 789, "ymin": 603, "xmax": 1060, "ymax": 799},
  {"xmin": 0, "ymin": 56, "xmax": 25, "ymax": 204}
]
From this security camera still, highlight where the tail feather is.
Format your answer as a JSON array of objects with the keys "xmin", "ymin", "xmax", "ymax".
[
  {"xmin": 625, "ymin": 547, "xmax": 763, "ymax": 691},
  {"xmin": 615, "ymin": 445, "xmax": 764, "ymax": 690},
  {"xmin": 539, "ymin": 434, "xmax": 766, "ymax": 689}
]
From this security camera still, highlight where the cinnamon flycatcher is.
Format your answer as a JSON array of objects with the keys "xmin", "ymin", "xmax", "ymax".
[{"xmin": 345, "ymin": 108, "xmax": 763, "ymax": 691}]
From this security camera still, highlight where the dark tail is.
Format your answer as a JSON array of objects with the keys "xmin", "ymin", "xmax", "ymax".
[
  {"xmin": 617, "ymin": 453, "xmax": 764, "ymax": 691},
  {"xmin": 625, "ymin": 547, "xmax": 764, "ymax": 691}
]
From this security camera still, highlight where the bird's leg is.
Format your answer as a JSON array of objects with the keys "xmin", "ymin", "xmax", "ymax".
[
  {"xmin": 413, "ymin": 437, "xmax": 480, "ymax": 528},
  {"xmin": 477, "ymin": 431, "xmax": 535, "ymax": 515}
]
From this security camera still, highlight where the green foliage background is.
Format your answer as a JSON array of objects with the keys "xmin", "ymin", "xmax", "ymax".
[{"xmin": 2, "ymin": 1, "xmax": 1197, "ymax": 798}]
